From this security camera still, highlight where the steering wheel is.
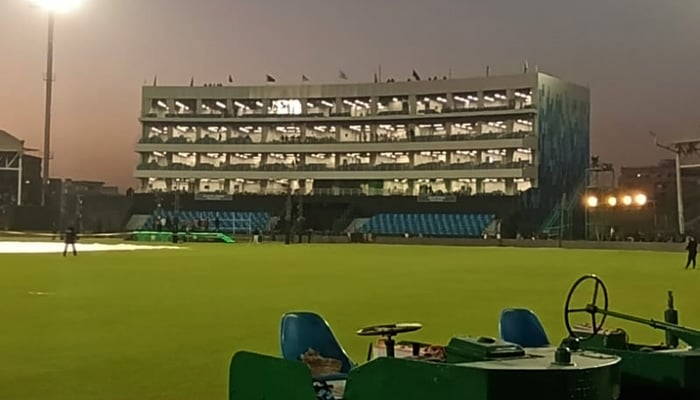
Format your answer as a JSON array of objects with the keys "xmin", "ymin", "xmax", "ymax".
[
  {"xmin": 357, "ymin": 323, "xmax": 422, "ymax": 358},
  {"xmin": 357, "ymin": 323, "xmax": 423, "ymax": 337},
  {"xmin": 564, "ymin": 274, "xmax": 609, "ymax": 340}
]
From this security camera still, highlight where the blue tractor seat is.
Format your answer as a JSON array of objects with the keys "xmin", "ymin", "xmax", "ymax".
[
  {"xmin": 498, "ymin": 308, "xmax": 550, "ymax": 348},
  {"xmin": 280, "ymin": 312, "xmax": 355, "ymax": 381}
]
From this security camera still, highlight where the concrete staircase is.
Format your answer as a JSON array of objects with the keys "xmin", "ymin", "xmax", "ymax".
[{"xmin": 125, "ymin": 214, "xmax": 150, "ymax": 231}]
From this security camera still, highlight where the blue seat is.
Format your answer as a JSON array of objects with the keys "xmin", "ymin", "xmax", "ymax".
[
  {"xmin": 359, "ymin": 212, "xmax": 496, "ymax": 237},
  {"xmin": 280, "ymin": 312, "xmax": 354, "ymax": 380},
  {"xmin": 498, "ymin": 308, "xmax": 550, "ymax": 348}
]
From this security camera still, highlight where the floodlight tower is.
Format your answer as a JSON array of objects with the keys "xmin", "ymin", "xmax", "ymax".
[
  {"xmin": 649, "ymin": 131, "xmax": 696, "ymax": 235},
  {"xmin": 584, "ymin": 157, "xmax": 615, "ymax": 240},
  {"xmin": 31, "ymin": 0, "xmax": 84, "ymax": 206}
]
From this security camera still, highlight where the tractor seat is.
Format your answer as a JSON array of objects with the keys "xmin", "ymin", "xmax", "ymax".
[
  {"xmin": 280, "ymin": 311, "xmax": 355, "ymax": 382},
  {"xmin": 498, "ymin": 308, "xmax": 550, "ymax": 348}
]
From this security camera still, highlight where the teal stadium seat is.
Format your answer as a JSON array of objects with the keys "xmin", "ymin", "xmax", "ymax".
[
  {"xmin": 361, "ymin": 213, "xmax": 494, "ymax": 238},
  {"xmin": 140, "ymin": 211, "xmax": 270, "ymax": 233}
]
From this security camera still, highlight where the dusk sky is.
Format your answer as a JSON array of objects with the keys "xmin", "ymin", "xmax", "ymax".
[{"xmin": 1, "ymin": 0, "xmax": 699, "ymax": 190}]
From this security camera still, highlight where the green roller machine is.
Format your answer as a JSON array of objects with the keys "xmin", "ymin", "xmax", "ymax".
[
  {"xmin": 562, "ymin": 274, "xmax": 700, "ymax": 399},
  {"xmin": 129, "ymin": 230, "xmax": 235, "ymax": 243},
  {"xmin": 228, "ymin": 312, "xmax": 621, "ymax": 400}
]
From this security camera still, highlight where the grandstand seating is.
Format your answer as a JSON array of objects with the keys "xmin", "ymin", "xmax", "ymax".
[
  {"xmin": 360, "ymin": 213, "xmax": 495, "ymax": 237},
  {"xmin": 141, "ymin": 211, "xmax": 270, "ymax": 234}
]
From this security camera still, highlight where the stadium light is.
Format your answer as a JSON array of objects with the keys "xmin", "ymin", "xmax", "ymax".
[
  {"xmin": 31, "ymin": 0, "xmax": 85, "ymax": 206},
  {"xmin": 607, "ymin": 196, "xmax": 617, "ymax": 207},
  {"xmin": 586, "ymin": 195, "xmax": 599, "ymax": 208},
  {"xmin": 31, "ymin": 0, "xmax": 83, "ymax": 12},
  {"xmin": 622, "ymin": 195, "xmax": 633, "ymax": 206},
  {"xmin": 635, "ymin": 193, "xmax": 648, "ymax": 206}
]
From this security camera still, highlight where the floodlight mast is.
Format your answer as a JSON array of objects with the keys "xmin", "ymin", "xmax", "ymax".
[
  {"xmin": 31, "ymin": 0, "xmax": 84, "ymax": 206},
  {"xmin": 649, "ymin": 131, "xmax": 684, "ymax": 235},
  {"xmin": 41, "ymin": 11, "xmax": 54, "ymax": 206}
]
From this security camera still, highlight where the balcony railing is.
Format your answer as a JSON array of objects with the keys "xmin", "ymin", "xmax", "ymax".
[
  {"xmin": 137, "ymin": 131, "xmax": 534, "ymax": 145},
  {"xmin": 141, "ymin": 186, "xmax": 523, "ymax": 197},
  {"xmin": 136, "ymin": 160, "xmax": 533, "ymax": 172},
  {"xmin": 142, "ymin": 104, "xmax": 536, "ymax": 119}
]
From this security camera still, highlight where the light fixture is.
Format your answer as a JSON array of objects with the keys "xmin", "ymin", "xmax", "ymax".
[
  {"xmin": 607, "ymin": 196, "xmax": 617, "ymax": 207},
  {"xmin": 586, "ymin": 195, "xmax": 599, "ymax": 208},
  {"xmin": 31, "ymin": 0, "xmax": 83, "ymax": 12},
  {"xmin": 635, "ymin": 193, "xmax": 648, "ymax": 206},
  {"xmin": 622, "ymin": 195, "xmax": 633, "ymax": 206}
]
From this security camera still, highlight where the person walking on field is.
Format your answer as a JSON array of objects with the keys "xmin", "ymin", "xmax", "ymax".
[
  {"xmin": 685, "ymin": 234, "xmax": 697, "ymax": 269},
  {"xmin": 63, "ymin": 227, "xmax": 78, "ymax": 257}
]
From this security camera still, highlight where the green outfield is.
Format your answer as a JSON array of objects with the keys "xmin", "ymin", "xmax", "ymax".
[{"xmin": 0, "ymin": 242, "xmax": 697, "ymax": 400}]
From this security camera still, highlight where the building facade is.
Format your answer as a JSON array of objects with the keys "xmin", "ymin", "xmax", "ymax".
[
  {"xmin": 135, "ymin": 72, "xmax": 589, "ymax": 203},
  {"xmin": 0, "ymin": 130, "xmax": 42, "ymax": 206}
]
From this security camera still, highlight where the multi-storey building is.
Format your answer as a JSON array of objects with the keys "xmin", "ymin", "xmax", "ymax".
[{"xmin": 135, "ymin": 72, "xmax": 589, "ymax": 205}]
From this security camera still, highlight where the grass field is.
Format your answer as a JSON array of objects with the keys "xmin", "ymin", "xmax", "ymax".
[{"xmin": 1, "ymin": 242, "xmax": 698, "ymax": 400}]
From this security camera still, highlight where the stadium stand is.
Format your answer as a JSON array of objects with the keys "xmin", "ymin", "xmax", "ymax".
[
  {"xmin": 360, "ymin": 213, "xmax": 495, "ymax": 237},
  {"xmin": 125, "ymin": 192, "xmax": 518, "ymax": 236},
  {"xmin": 141, "ymin": 211, "xmax": 270, "ymax": 234}
]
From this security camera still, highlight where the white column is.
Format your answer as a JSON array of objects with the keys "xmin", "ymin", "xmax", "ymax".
[
  {"xmin": 408, "ymin": 95, "xmax": 417, "ymax": 114},
  {"xmin": 676, "ymin": 152, "xmax": 685, "ymax": 234},
  {"xmin": 226, "ymin": 99, "xmax": 234, "ymax": 117},
  {"xmin": 17, "ymin": 149, "xmax": 23, "ymax": 206}
]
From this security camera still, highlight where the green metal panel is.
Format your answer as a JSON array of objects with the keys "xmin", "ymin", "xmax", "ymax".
[
  {"xmin": 343, "ymin": 353, "xmax": 620, "ymax": 400},
  {"xmin": 444, "ymin": 336, "xmax": 525, "ymax": 363},
  {"xmin": 228, "ymin": 351, "xmax": 316, "ymax": 400},
  {"xmin": 579, "ymin": 333, "xmax": 700, "ymax": 395},
  {"xmin": 226, "ymin": 348, "xmax": 621, "ymax": 400},
  {"xmin": 130, "ymin": 231, "xmax": 235, "ymax": 243},
  {"xmin": 344, "ymin": 357, "xmax": 489, "ymax": 400}
]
